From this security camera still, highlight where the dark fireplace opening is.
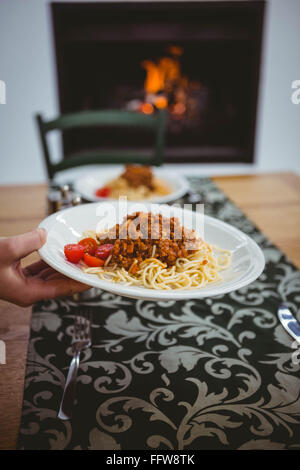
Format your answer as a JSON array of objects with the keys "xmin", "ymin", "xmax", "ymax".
[{"xmin": 52, "ymin": 1, "xmax": 265, "ymax": 164}]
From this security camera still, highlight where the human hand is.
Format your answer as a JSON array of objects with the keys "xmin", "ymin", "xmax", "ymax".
[{"xmin": 0, "ymin": 228, "xmax": 89, "ymax": 307}]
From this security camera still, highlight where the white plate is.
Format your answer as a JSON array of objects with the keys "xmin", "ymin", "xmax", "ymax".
[
  {"xmin": 72, "ymin": 167, "xmax": 189, "ymax": 203},
  {"xmin": 38, "ymin": 202, "xmax": 265, "ymax": 301}
]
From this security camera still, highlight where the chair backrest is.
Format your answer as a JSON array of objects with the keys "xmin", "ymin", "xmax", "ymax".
[{"xmin": 36, "ymin": 109, "xmax": 166, "ymax": 180}]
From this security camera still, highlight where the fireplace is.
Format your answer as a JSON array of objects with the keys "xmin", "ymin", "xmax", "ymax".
[{"xmin": 51, "ymin": 1, "xmax": 265, "ymax": 164}]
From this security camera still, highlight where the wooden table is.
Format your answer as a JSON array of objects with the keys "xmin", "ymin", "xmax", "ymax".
[{"xmin": 0, "ymin": 172, "xmax": 299, "ymax": 450}]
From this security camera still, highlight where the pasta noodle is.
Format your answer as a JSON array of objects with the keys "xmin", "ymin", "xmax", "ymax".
[
  {"xmin": 78, "ymin": 212, "xmax": 232, "ymax": 291},
  {"xmin": 105, "ymin": 176, "xmax": 171, "ymax": 201},
  {"xmin": 82, "ymin": 240, "xmax": 232, "ymax": 290}
]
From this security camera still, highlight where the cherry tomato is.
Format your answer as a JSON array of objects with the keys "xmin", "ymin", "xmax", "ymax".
[
  {"xmin": 83, "ymin": 253, "xmax": 105, "ymax": 267},
  {"xmin": 95, "ymin": 244, "xmax": 114, "ymax": 260},
  {"xmin": 79, "ymin": 237, "xmax": 98, "ymax": 255},
  {"xmin": 64, "ymin": 244, "xmax": 85, "ymax": 263},
  {"xmin": 95, "ymin": 186, "xmax": 111, "ymax": 198}
]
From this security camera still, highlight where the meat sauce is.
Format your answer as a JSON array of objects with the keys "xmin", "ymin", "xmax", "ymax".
[
  {"xmin": 97, "ymin": 212, "xmax": 200, "ymax": 271},
  {"xmin": 121, "ymin": 165, "xmax": 154, "ymax": 190}
]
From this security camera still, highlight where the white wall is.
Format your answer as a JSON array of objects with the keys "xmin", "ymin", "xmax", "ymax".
[
  {"xmin": 255, "ymin": 0, "xmax": 300, "ymax": 173},
  {"xmin": 0, "ymin": 0, "xmax": 58, "ymax": 184},
  {"xmin": 0, "ymin": 0, "xmax": 299, "ymax": 185}
]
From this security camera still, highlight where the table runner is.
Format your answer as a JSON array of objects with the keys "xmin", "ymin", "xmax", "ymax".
[{"xmin": 17, "ymin": 177, "xmax": 300, "ymax": 450}]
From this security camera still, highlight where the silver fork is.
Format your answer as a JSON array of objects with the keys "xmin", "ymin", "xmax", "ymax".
[{"xmin": 58, "ymin": 310, "xmax": 92, "ymax": 420}]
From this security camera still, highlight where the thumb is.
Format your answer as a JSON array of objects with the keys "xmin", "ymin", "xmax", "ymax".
[{"xmin": 6, "ymin": 228, "xmax": 47, "ymax": 261}]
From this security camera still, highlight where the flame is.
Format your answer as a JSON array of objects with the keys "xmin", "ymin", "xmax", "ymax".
[
  {"xmin": 142, "ymin": 56, "xmax": 182, "ymax": 95},
  {"xmin": 139, "ymin": 46, "xmax": 201, "ymax": 120},
  {"xmin": 167, "ymin": 45, "xmax": 184, "ymax": 56},
  {"xmin": 142, "ymin": 61, "xmax": 162, "ymax": 94},
  {"xmin": 154, "ymin": 96, "xmax": 168, "ymax": 109}
]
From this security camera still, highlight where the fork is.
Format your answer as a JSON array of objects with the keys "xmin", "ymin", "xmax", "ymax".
[{"xmin": 58, "ymin": 309, "xmax": 92, "ymax": 420}]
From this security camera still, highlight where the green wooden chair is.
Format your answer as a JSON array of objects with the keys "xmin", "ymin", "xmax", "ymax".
[{"xmin": 36, "ymin": 109, "xmax": 166, "ymax": 180}]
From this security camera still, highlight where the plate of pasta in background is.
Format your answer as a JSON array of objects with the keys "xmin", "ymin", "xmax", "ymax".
[
  {"xmin": 72, "ymin": 165, "xmax": 190, "ymax": 203},
  {"xmin": 38, "ymin": 202, "xmax": 265, "ymax": 301}
]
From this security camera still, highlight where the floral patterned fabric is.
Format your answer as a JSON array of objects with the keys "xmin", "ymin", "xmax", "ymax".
[{"xmin": 18, "ymin": 178, "xmax": 300, "ymax": 450}]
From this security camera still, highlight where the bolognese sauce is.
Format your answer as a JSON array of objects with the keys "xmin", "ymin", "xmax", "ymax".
[
  {"xmin": 121, "ymin": 165, "xmax": 154, "ymax": 190},
  {"xmin": 97, "ymin": 212, "xmax": 201, "ymax": 271}
]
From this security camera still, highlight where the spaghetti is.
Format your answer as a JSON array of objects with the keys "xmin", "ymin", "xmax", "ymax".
[
  {"xmin": 96, "ymin": 165, "xmax": 172, "ymax": 201},
  {"xmin": 79, "ymin": 212, "xmax": 232, "ymax": 291},
  {"xmin": 82, "ymin": 242, "xmax": 231, "ymax": 290},
  {"xmin": 104, "ymin": 175, "xmax": 171, "ymax": 201}
]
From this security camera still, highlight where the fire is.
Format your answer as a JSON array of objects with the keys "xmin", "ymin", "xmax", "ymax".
[
  {"xmin": 142, "ymin": 56, "xmax": 182, "ymax": 96},
  {"xmin": 142, "ymin": 61, "xmax": 164, "ymax": 94},
  {"xmin": 154, "ymin": 96, "xmax": 168, "ymax": 109},
  {"xmin": 139, "ymin": 45, "xmax": 198, "ymax": 119},
  {"xmin": 122, "ymin": 45, "xmax": 201, "ymax": 121}
]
